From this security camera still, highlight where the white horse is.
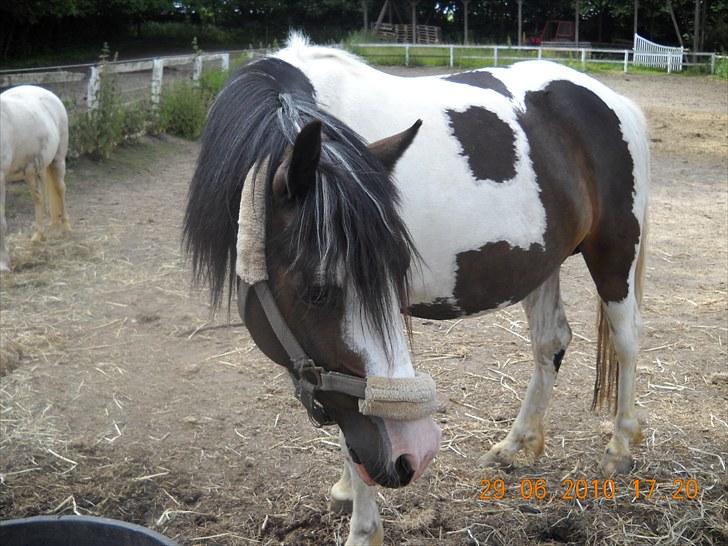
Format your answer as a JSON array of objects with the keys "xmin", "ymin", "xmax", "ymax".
[{"xmin": 0, "ymin": 85, "xmax": 71, "ymax": 271}]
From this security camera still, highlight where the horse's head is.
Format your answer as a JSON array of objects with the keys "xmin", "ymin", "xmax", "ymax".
[{"xmin": 240, "ymin": 118, "xmax": 441, "ymax": 488}]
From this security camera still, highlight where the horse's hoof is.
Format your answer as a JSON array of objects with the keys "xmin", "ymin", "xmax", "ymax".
[
  {"xmin": 31, "ymin": 232, "xmax": 45, "ymax": 243},
  {"xmin": 345, "ymin": 522, "xmax": 383, "ymax": 546},
  {"xmin": 478, "ymin": 445, "xmax": 515, "ymax": 468},
  {"xmin": 47, "ymin": 224, "xmax": 70, "ymax": 239},
  {"xmin": 600, "ymin": 451, "xmax": 634, "ymax": 476},
  {"xmin": 329, "ymin": 496, "xmax": 353, "ymax": 515}
]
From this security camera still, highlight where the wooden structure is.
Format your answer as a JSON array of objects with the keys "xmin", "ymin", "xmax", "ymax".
[{"xmin": 372, "ymin": 1, "xmax": 441, "ymax": 44}]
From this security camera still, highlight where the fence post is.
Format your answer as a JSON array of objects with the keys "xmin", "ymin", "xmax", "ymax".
[
  {"xmin": 192, "ymin": 54, "xmax": 203, "ymax": 86},
  {"xmin": 405, "ymin": 44, "xmax": 410, "ymax": 66},
  {"xmin": 667, "ymin": 52, "xmax": 672, "ymax": 73},
  {"xmin": 537, "ymin": 47, "xmax": 542, "ymax": 60},
  {"xmin": 449, "ymin": 45, "xmax": 454, "ymax": 68},
  {"xmin": 221, "ymin": 53, "xmax": 230, "ymax": 72},
  {"xmin": 151, "ymin": 58, "xmax": 164, "ymax": 109},
  {"xmin": 494, "ymin": 46, "xmax": 498, "ymax": 67},
  {"xmin": 623, "ymin": 50, "xmax": 629, "ymax": 73},
  {"xmin": 581, "ymin": 48, "xmax": 586, "ymax": 70},
  {"xmin": 87, "ymin": 66, "xmax": 99, "ymax": 111}
]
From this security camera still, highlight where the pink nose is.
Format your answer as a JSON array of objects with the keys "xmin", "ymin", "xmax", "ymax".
[{"xmin": 384, "ymin": 416, "xmax": 442, "ymax": 483}]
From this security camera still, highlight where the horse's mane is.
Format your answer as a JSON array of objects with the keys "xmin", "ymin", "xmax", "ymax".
[
  {"xmin": 280, "ymin": 31, "xmax": 375, "ymax": 73},
  {"xmin": 184, "ymin": 57, "xmax": 414, "ymax": 342}
]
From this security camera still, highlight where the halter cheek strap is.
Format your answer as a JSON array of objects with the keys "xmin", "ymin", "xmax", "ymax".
[
  {"xmin": 238, "ymin": 281, "xmax": 439, "ymax": 427},
  {"xmin": 239, "ymin": 281, "xmax": 366, "ymax": 426}
]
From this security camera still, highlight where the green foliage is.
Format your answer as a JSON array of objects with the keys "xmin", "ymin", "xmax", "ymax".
[
  {"xmin": 159, "ymin": 81, "xmax": 209, "ymax": 139},
  {"xmin": 199, "ymin": 67, "xmax": 229, "ymax": 97},
  {"xmin": 70, "ymin": 44, "xmax": 125, "ymax": 159},
  {"xmin": 715, "ymin": 57, "xmax": 728, "ymax": 78},
  {"xmin": 68, "ymin": 43, "xmax": 156, "ymax": 158}
]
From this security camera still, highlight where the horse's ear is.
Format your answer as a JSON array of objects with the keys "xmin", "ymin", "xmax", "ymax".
[
  {"xmin": 282, "ymin": 119, "xmax": 322, "ymax": 200},
  {"xmin": 368, "ymin": 119, "xmax": 422, "ymax": 173}
]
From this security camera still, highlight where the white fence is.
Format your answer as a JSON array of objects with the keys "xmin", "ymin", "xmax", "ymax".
[
  {"xmin": 0, "ymin": 42, "xmax": 722, "ymax": 111},
  {"xmin": 351, "ymin": 41, "xmax": 722, "ymax": 74},
  {"xmin": 0, "ymin": 51, "xmax": 266, "ymax": 112},
  {"xmin": 633, "ymin": 33, "xmax": 683, "ymax": 73}
]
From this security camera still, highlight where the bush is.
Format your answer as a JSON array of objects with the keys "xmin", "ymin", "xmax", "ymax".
[
  {"xmin": 715, "ymin": 58, "xmax": 728, "ymax": 79},
  {"xmin": 199, "ymin": 67, "xmax": 228, "ymax": 98},
  {"xmin": 159, "ymin": 81, "xmax": 209, "ymax": 139}
]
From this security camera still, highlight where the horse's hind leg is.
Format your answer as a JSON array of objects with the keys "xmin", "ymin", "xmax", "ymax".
[
  {"xmin": 480, "ymin": 270, "xmax": 572, "ymax": 466},
  {"xmin": 26, "ymin": 166, "xmax": 46, "ymax": 242},
  {"xmin": 582, "ymin": 225, "xmax": 646, "ymax": 475},
  {"xmin": 0, "ymin": 171, "xmax": 9, "ymax": 271},
  {"xmin": 597, "ymin": 295, "xmax": 642, "ymax": 475},
  {"xmin": 46, "ymin": 157, "xmax": 71, "ymax": 236}
]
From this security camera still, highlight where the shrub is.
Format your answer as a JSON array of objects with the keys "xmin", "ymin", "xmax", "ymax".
[
  {"xmin": 69, "ymin": 45, "xmax": 125, "ymax": 159},
  {"xmin": 159, "ymin": 81, "xmax": 208, "ymax": 139},
  {"xmin": 715, "ymin": 58, "xmax": 728, "ymax": 79},
  {"xmin": 199, "ymin": 67, "xmax": 228, "ymax": 98},
  {"xmin": 121, "ymin": 102, "xmax": 151, "ymax": 142}
]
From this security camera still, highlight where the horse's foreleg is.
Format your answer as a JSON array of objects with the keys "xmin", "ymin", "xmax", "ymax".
[
  {"xmin": 337, "ymin": 432, "xmax": 383, "ymax": 546},
  {"xmin": 46, "ymin": 158, "xmax": 71, "ymax": 235},
  {"xmin": 330, "ymin": 436, "xmax": 354, "ymax": 514},
  {"xmin": 26, "ymin": 167, "xmax": 46, "ymax": 242},
  {"xmin": 480, "ymin": 272, "xmax": 571, "ymax": 467},
  {"xmin": 0, "ymin": 172, "xmax": 9, "ymax": 271},
  {"xmin": 600, "ymin": 297, "xmax": 642, "ymax": 476}
]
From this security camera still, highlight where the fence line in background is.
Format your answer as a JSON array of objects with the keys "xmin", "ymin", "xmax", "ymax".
[
  {"xmin": 0, "ymin": 44, "xmax": 722, "ymax": 110},
  {"xmin": 0, "ymin": 51, "xmax": 260, "ymax": 111},
  {"xmin": 352, "ymin": 42, "xmax": 721, "ymax": 74}
]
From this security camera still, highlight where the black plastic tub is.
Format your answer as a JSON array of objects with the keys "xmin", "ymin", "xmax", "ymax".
[{"xmin": 0, "ymin": 515, "xmax": 179, "ymax": 546}]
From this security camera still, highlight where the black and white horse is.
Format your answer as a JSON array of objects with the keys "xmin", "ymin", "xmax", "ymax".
[{"xmin": 185, "ymin": 36, "xmax": 649, "ymax": 545}]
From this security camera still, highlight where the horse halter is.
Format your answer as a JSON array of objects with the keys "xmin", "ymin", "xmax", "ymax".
[
  {"xmin": 237, "ymin": 280, "xmax": 438, "ymax": 427},
  {"xmin": 235, "ymin": 160, "xmax": 437, "ymax": 427}
]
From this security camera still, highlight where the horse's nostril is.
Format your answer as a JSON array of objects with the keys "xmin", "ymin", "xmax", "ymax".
[{"xmin": 395, "ymin": 455, "xmax": 414, "ymax": 486}]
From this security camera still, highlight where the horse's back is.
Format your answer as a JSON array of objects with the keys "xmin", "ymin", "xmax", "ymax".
[{"xmin": 1, "ymin": 85, "xmax": 69, "ymax": 179}]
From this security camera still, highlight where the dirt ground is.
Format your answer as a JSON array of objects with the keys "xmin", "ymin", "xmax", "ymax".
[{"xmin": 1, "ymin": 69, "xmax": 726, "ymax": 546}]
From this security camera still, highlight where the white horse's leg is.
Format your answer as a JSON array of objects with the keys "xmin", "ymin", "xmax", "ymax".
[
  {"xmin": 0, "ymin": 171, "xmax": 9, "ymax": 271},
  {"xmin": 338, "ymin": 433, "xmax": 383, "ymax": 546},
  {"xmin": 600, "ymin": 297, "xmax": 642, "ymax": 475},
  {"xmin": 480, "ymin": 271, "xmax": 571, "ymax": 466},
  {"xmin": 26, "ymin": 166, "xmax": 46, "ymax": 242},
  {"xmin": 46, "ymin": 158, "xmax": 70, "ymax": 235}
]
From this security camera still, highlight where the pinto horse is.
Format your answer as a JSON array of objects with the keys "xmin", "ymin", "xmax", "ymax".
[
  {"xmin": 0, "ymin": 85, "xmax": 71, "ymax": 271},
  {"xmin": 185, "ymin": 37, "xmax": 648, "ymax": 546}
]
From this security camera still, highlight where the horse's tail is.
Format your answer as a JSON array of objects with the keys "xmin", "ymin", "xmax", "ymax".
[{"xmin": 592, "ymin": 96, "xmax": 649, "ymax": 413}]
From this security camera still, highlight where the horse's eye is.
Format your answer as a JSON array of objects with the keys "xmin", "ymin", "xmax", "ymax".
[{"xmin": 301, "ymin": 285, "xmax": 329, "ymax": 306}]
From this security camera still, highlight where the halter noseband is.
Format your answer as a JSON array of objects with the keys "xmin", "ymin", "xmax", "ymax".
[{"xmin": 238, "ymin": 280, "xmax": 437, "ymax": 427}]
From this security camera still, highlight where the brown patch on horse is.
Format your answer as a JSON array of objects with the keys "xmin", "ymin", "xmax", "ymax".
[
  {"xmin": 447, "ymin": 107, "xmax": 517, "ymax": 183},
  {"xmin": 519, "ymin": 80, "xmax": 642, "ymax": 411}
]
